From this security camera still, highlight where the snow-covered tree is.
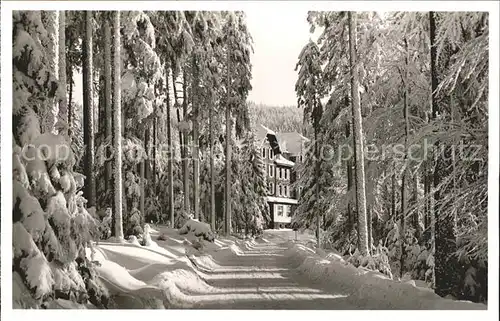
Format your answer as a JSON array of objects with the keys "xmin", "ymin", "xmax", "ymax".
[
  {"xmin": 294, "ymin": 11, "xmax": 488, "ymax": 302},
  {"xmin": 12, "ymin": 11, "xmax": 108, "ymax": 308},
  {"xmin": 295, "ymin": 38, "xmax": 324, "ymax": 246}
]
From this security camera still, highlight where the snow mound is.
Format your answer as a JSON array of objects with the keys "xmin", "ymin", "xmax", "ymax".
[
  {"xmin": 87, "ymin": 238, "xmax": 216, "ymax": 308},
  {"xmin": 285, "ymin": 243, "xmax": 486, "ymax": 310},
  {"xmin": 178, "ymin": 219, "xmax": 215, "ymax": 242},
  {"xmin": 127, "ymin": 235, "xmax": 141, "ymax": 246}
]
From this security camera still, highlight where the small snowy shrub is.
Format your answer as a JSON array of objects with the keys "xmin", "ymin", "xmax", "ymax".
[
  {"xmin": 145, "ymin": 196, "xmax": 161, "ymax": 224},
  {"xmin": 99, "ymin": 208, "xmax": 113, "ymax": 240},
  {"xmin": 346, "ymin": 242, "xmax": 393, "ymax": 279},
  {"xmin": 179, "ymin": 219, "xmax": 215, "ymax": 242},
  {"xmin": 174, "ymin": 208, "xmax": 193, "ymax": 228},
  {"xmin": 141, "ymin": 224, "xmax": 155, "ymax": 246},
  {"xmin": 128, "ymin": 235, "xmax": 141, "ymax": 246},
  {"xmin": 125, "ymin": 207, "xmax": 143, "ymax": 237},
  {"xmin": 157, "ymin": 233, "xmax": 169, "ymax": 241}
]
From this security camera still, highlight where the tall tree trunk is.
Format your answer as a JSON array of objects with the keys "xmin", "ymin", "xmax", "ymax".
[
  {"xmin": 153, "ymin": 114, "xmax": 157, "ymax": 188},
  {"xmin": 192, "ymin": 56, "xmax": 200, "ymax": 220},
  {"xmin": 41, "ymin": 11, "xmax": 59, "ymax": 134},
  {"xmin": 400, "ymin": 36, "xmax": 410, "ymax": 277},
  {"xmin": 68, "ymin": 67, "xmax": 73, "ymax": 138},
  {"xmin": 346, "ymin": 120, "xmax": 353, "ymax": 236},
  {"xmin": 413, "ymin": 172, "xmax": 421, "ymax": 240},
  {"xmin": 104, "ymin": 16, "xmax": 112, "ymax": 194},
  {"xmin": 209, "ymin": 95, "xmax": 216, "ymax": 231},
  {"xmin": 314, "ymin": 125, "xmax": 321, "ymax": 248},
  {"xmin": 68, "ymin": 30, "xmax": 74, "ymax": 143},
  {"xmin": 391, "ymin": 174, "xmax": 396, "ymax": 219},
  {"xmin": 172, "ymin": 71, "xmax": 185, "ymax": 214},
  {"xmin": 430, "ymin": 11, "xmax": 457, "ymax": 297},
  {"xmin": 424, "ymin": 166, "xmax": 430, "ymax": 230},
  {"xmin": 348, "ymin": 12, "xmax": 369, "ymax": 256},
  {"xmin": 140, "ymin": 127, "xmax": 147, "ymax": 218},
  {"xmin": 113, "ymin": 11, "xmax": 124, "ymax": 240},
  {"xmin": 182, "ymin": 70, "xmax": 190, "ymax": 213},
  {"xmin": 83, "ymin": 11, "xmax": 96, "ymax": 208},
  {"xmin": 145, "ymin": 125, "xmax": 150, "ymax": 181},
  {"xmin": 58, "ymin": 11, "xmax": 68, "ymax": 136},
  {"xmin": 225, "ymin": 51, "xmax": 232, "ymax": 235},
  {"xmin": 166, "ymin": 67, "xmax": 175, "ymax": 227},
  {"xmin": 97, "ymin": 75, "xmax": 104, "ymax": 135},
  {"xmin": 367, "ymin": 207, "xmax": 373, "ymax": 253}
]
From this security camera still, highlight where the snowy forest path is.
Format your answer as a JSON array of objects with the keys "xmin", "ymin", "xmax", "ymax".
[{"xmin": 188, "ymin": 237, "xmax": 356, "ymax": 309}]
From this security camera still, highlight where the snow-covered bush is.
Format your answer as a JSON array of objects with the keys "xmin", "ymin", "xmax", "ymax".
[
  {"xmin": 125, "ymin": 206, "xmax": 143, "ymax": 237},
  {"xmin": 127, "ymin": 235, "xmax": 141, "ymax": 246},
  {"xmin": 98, "ymin": 208, "xmax": 112, "ymax": 240},
  {"xmin": 12, "ymin": 136, "xmax": 107, "ymax": 307},
  {"xmin": 346, "ymin": 243, "xmax": 393, "ymax": 279},
  {"xmin": 140, "ymin": 224, "xmax": 153, "ymax": 246},
  {"xmin": 179, "ymin": 219, "xmax": 215, "ymax": 242},
  {"xmin": 144, "ymin": 194, "xmax": 162, "ymax": 224},
  {"xmin": 174, "ymin": 208, "xmax": 193, "ymax": 229},
  {"xmin": 156, "ymin": 233, "xmax": 169, "ymax": 241}
]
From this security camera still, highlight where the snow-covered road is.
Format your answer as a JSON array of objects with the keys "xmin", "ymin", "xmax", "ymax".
[{"xmin": 188, "ymin": 240, "xmax": 356, "ymax": 309}]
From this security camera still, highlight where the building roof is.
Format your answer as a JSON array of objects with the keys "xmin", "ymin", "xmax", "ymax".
[
  {"xmin": 275, "ymin": 154, "xmax": 295, "ymax": 167},
  {"xmin": 276, "ymin": 132, "xmax": 310, "ymax": 156},
  {"xmin": 256, "ymin": 124, "xmax": 310, "ymax": 158},
  {"xmin": 255, "ymin": 124, "xmax": 276, "ymax": 144}
]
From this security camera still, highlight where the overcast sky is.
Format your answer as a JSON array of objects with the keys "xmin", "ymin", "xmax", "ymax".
[
  {"xmin": 73, "ymin": 10, "xmax": 315, "ymax": 107},
  {"xmin": 245, "ymin": 9, "xmax": 314, "ymax": 106}
]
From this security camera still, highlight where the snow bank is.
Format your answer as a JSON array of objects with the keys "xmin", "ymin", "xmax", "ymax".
[
  {"xmin": 85, "ymin": 229, "xmax": 233, "ymax": 308},
  {"xmin": 285, "ymin": 243, "xmax": 486, "ymax": 310}
]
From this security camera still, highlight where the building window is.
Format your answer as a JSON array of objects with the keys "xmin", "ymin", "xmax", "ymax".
[
  {"xmin": 262, "ymin": 148, "xmax": 266, "ymax": 159},
  {"xmin": 277, "ymin": 205, "xmax": 283, "ymax": 216},
  {"xmin": 284, "ymin": 185, "xmax": 288, "ymax": 197},
  {"xmin": 269, "ymin": 164, "xmax": 274, "ymax": 177},
  {"xmin": 268, "ymin": 182, "xmax": 274, "ymax": 195},
  {"xmin": 279, "ymin": 168, "xmax": 282, "ymax": 179},
  {"xmin": 284, "ymin": 205, "xmax": 289, "ymax": 217},
  {"xmin": 284, "ymin": 169, "xmax": 288, "ymax": 180},
  {"xmin": 269, "ymin": 148, "xmax": 273, "ymax": 159},
  {"xmin": 278, "ymin": 185, "xmax": 282, "ymax": 196}
]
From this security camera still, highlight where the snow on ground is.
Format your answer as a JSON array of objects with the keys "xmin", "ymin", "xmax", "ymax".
[
  {"xmin": 84, "ymin": 226, "xmax": 257, "ymax": 308},
  {"xmin": 69, "ymin": 226, "xmax": 487, "ymax": 309},
  {"xmin": 284, "ymin": 242, "xmax": 486, "ymax": 310}
]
